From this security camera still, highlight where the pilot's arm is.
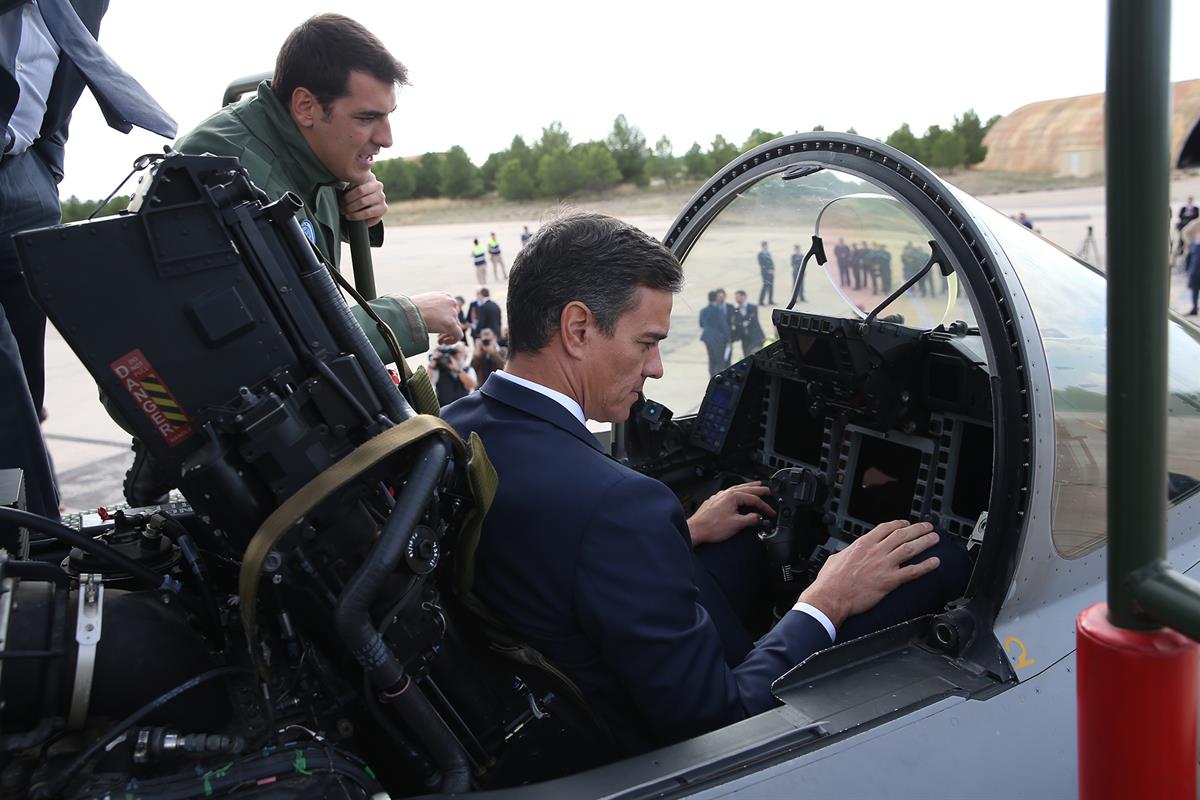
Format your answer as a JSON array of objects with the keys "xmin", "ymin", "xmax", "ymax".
[{"xmin": 575, "ymin": 476, "xmax": 833, "ymax": 744}]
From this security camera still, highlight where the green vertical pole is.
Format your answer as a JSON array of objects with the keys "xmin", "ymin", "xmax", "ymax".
[
  {"xmin": 348, "ymin": 220, "xmax": 378, "ymax": 302},
  {"xmin": 1106, "ymin": 0, "xmax": 1171, "ymax": 629}
]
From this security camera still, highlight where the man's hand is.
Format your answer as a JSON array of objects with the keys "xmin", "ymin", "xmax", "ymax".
[
  {"xmin": 687, "ymin": 481, "xmax": 775, "ymax": 547},
  {"xmin": 799, "ymin": 520, "xmax": 941, "ymax": 629},
  {"xmin": 410, "ymin": 292, "xmax": 462, "ymax": 344},
  {"xmin": 340, "ymin": 177, "xmax": 388, "ymax": 227}
]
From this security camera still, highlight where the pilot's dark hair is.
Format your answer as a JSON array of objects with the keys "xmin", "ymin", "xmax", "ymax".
[
  {"xmin": 273, "ymin": 14, "xmax": 409, "ymax": 113},
  {"xmin": 707, "ymin": 290, "xmax": 718, "ymax": 303},
  {"xmin": 479, "ymin": 287, "xmax": 491, "ymax": 298},
  {"xmin": 507, "ymin": 212, "xmax": 682, "ymax": 357}
]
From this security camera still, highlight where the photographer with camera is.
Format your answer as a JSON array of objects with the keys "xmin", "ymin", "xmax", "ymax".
[
  {"xmin": 429, "ymin": 342, "xmax": 477, "ymax": 405},
  {"xmin": 470, "ymin": 329, "xmax": 506, "ymax": 385}
]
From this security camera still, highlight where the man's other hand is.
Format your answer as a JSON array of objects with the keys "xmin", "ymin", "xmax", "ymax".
[
  {"xmin": 687, "ymin": 481, "xmax": 775, "ymax": 547},
  {"xmin": 341, "ymin": 177, "xmax": 388, "ymax": 227},
  {"xmin": 799, "ymin": 520, "xmax": 940, "ymax": 628},
  {"xmin": 411, "ymin": 292, "xmax": 462, "ymax": 344}
]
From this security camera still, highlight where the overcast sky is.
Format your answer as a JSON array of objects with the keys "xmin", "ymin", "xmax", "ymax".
[{"xmin": 55, "ymin": 0, "xmax": 1200, "ymax": 200}]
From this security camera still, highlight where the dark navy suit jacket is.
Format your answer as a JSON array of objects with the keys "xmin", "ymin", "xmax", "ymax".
[{"xmin": 443, "ymin": 375, "xmax": 832, "ymax": 750}]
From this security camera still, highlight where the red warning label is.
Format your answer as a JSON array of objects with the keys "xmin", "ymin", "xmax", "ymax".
[{"xmin": 110, "ymin": 349, "xmax": 193, "ymax": 447}]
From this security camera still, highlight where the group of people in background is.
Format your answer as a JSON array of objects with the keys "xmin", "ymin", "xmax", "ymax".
[
  {"xmin": 754, "ymin": 241, "xmax": 807, "ymax": 306},
  {"xmin": 470, "ymin": 226, "xmax": 534, "ymax": 286},
  {"xmin": 699, "ymin": 288, "xmax": 767, "ymax": 376},
  {"xmin": 430, "ymin": 288, "xmax": 509, "ymax": 405}
]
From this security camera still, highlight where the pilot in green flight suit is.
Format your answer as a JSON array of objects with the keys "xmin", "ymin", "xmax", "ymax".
[{"xmin": 175, "ymin": 79, "xmax": 435, "ymax": 361}]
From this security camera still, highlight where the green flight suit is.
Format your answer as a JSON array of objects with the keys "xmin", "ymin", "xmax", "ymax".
[{"xmin": 174, "ymin": 81, "xmax": 428, "ymax": 360}]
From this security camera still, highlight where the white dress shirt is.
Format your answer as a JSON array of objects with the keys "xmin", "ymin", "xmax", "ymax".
[{"xmin": 2, "ymin": 1, "xmax": 60, "ymax": 155}]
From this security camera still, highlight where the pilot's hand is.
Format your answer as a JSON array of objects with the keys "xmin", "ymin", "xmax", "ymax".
[
  {"xmin": 409, "ymin": 292, "xmax": 462, "ymax": 344},
  {"xmin": 799, "ymin": 520, "xmax": 940, "ymax": 628},
  {"xmin": 687, "ymin": 481, "xmax": 775, "ymax": 547},
  {"xmin": 341, "ymin": 177, "xmax": 388, "ymax": 227}
]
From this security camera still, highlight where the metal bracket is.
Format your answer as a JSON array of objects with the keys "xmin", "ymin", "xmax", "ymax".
[{"xmin": 68, "ymin": 573, "xmax": 104, "ymax": 729}]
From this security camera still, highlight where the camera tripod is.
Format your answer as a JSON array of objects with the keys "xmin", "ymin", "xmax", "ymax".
[{"xmin": 1076, "ymin": 225, "xmax": 1102, "ymax": 266}]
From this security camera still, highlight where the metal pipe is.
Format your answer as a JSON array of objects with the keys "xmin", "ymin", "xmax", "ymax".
[
  {"xmin": 1133, "ymin": 563, "xmax": 1200, "ymax": 642},
  {"xmin": 1105, "ymin": 0, "xmax": 1172, "ymax": 629}
]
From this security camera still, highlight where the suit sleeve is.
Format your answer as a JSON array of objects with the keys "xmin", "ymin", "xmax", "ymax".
[{"xmin": 574, "ymin": 476, "xmax": 831, "ymax": 744}]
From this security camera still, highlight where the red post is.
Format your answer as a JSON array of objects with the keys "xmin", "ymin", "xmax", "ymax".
[{"xmin": 1077, "ymin": 603, "xmax": 1199, "ymax": 798}]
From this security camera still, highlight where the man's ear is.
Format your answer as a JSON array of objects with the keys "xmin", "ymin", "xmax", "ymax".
[
  {"xmin": 559, "ymin": 301, "xmax": 592, "ymax": 360},
  {"xmin": 290, "ymin": 87, "xmax": 320, "ymax": 129}
]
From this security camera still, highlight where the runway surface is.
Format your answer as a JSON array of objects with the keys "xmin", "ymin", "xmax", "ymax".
[{"xmin": 37, "ymin": 175, "xmax": 1200, "ymax": 512}]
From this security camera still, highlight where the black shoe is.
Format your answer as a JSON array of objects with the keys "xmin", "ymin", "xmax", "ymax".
[{"xmin": 1187, "ymin": 308, "xmax": 1198, "ymax": 316}]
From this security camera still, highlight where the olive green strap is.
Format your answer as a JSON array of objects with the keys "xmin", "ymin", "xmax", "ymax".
[{"xmin": 239, "ymin": 415, "xmax": 466, "ymax": 674}]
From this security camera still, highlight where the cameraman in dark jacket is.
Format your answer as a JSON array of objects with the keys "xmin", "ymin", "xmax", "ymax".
[
  {"xmin": 428, "ymin": 342, "xmax": 477, "ymax": 405},
  {"xmin": 470, "ymin": 329, "xmax": 506, "ymax": 385}
]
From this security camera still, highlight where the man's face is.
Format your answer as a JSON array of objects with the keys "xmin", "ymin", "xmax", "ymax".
[
  {"xmin": 735, "ymin": 292, "xmax": 747, "ymax": 305},
  {"xmin": 582, "ymin": 287, "xmax": 671, "ymax": 424},
  {"xmin": 299, "ymin": 71, "xmax": 396, "ymax": 185},
  {"xmin": 716, "ymin": 290, "xmax": 726, "ymax": 304}
]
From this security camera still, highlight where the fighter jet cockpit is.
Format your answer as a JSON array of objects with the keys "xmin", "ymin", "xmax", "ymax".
[{"xmin": 621, "ymin": 159, "xmax": 997, "ymax": 622}]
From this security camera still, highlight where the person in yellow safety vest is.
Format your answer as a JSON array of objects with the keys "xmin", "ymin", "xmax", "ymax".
[
  {"xmin": 487, "ymin": 232, "xmax": 508, "ymax": 281},
  {"xmin": 472, "ymin": 238, "xmax": 488, "ymax": 285}
]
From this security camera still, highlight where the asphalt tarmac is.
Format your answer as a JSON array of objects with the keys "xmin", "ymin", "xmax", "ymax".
[{"xmin": 37, "ymin": 176, "xmax": 1200, "ymax": 512}]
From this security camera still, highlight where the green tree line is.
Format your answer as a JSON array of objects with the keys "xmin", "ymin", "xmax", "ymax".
[
  {"xmin": 63, "ymin": 110, "xmax": 1000, "ymax": 209},
  {"xmin": 59, "ymin": 194, "xmax": 129, "ymax": 223}
]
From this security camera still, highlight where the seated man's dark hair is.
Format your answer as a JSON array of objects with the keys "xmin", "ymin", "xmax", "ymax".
[
  {"xmin": 506, "ymin": 212, "xmax": 683, "ymax": 356},
  {"xmin": 273, "ymin": 14, "xmax": 409, "ymax": 112}
]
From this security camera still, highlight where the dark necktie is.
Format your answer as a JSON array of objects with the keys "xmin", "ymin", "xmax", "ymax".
[{"xmin": 34, "ymin": 0, "xmax": 176, "ymax": 137}]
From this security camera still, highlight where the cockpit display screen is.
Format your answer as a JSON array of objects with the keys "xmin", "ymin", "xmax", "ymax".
[
  {"xmin": 793, "ymin": 332, "xmax": 839, "ymax": 372},
  {"xmin": 847, "ymin": 434, "xmax": 922, "ymax": 525}
]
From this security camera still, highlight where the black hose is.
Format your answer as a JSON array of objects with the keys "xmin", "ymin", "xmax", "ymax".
[
  {"xmin": 35, "ymin": 665, "xmax": 256, "ymax": 799},
  {"xmin": 334, "ymin": 437, "xmax": 447, "ymax": 690},
  {"xmin": 332, "ymin": 436, "xmax": 472, "ymax": 792},
  {"xmin": 385, "ymin": 682, "xmax": 472, "ymax": 793},
  {"xmin": 0, "ymin": 507, "xmax": 178, "ymax": 593},
  {"xmin": 282, "ymin": 209, "xmax": 412, "ymax": 425}
]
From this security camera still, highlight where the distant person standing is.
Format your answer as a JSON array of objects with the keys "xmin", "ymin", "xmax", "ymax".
[
  {"xmin": 757, "ymin": 241, "xmax": 774, "ymax": 306},
  {"xmin": 472, "ymin": 238, "xmax": 488, "ymax": 284},
  {"xmin": 520, "ymin": 225, "xmax": 533, "ymax": 248},
  {"xmin": 487, "ymin": 232, "xmax": 507, "ymax": 280},
  {"xmin": 1186, "ymin": 233, "xmax": 1200, "ymax": 316},
  {"xmin": 1017, "ymin": 212, "xmax": 1034, "ymax": 230},
  {"xmin": 1178, "ymin": 196, "xmax": 1199, "ymax": 257},
  {"xmin": 468, "ymin": 287, "xmax": 502, "ymax": 345},
  {"xmin": 699, "ymin": 289, "xmax": 732, "ymax": 376},
  {"xmin": 453, "ymin": 295, "xmax": 470, "ymax": 343},
  {"xmin": 732, "ymin": 290, "xmax": 766, "ymax": 357},
  {"xmin": 834, "ymin": 238, "xmax": 851, "ymax": 288},
  {"xmin": 790, "ymin": 243, "xmax": 805, "ymax": 302}
]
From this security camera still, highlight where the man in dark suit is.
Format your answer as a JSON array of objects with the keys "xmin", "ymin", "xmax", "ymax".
[
  {"xmin": 698, "ymin": 289, "xmax": 731, "ymax": 376},
  {"xmin": 443, "ymin": 212, "xmax": 966, "ymax": 752},
  {"xmin": 468, "ymin": 286, "xmax": 502, "ymax": 345},
  {"xmin": 731, "ymin": 290, "xmax": 765, "ymax": 358},
  {"xmin": 1, "ymin": 0, "xmax": 175, "ymax": 517}
]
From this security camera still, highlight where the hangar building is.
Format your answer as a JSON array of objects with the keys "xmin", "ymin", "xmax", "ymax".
[{"xmin": 979, "ymin": 79, "xmax": 1200, "ymax": 177}]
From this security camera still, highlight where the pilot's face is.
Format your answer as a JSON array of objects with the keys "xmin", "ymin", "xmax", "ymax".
[
  {"xmin": 583, "ymin": 287, "xmax": 671, "ymax": 424},
  {"xmin": 298, "ymin": 71, "xmax": 396, "ymax": 185}
]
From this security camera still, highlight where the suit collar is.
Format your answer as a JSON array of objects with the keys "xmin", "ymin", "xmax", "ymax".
[{"xmin": 480, "ymin": 373, "xmax": 606, "ymax": 454}]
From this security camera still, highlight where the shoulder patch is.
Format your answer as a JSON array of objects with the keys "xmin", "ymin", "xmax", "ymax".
[{"xmin": 300, "ymin": 218, "xmax": 317, "ymax": 244}]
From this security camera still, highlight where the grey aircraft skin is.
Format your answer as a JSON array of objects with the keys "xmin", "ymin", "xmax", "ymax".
[{"xmin": 451, "ymin": 132, "xmax": 1200, "ymax": 798}]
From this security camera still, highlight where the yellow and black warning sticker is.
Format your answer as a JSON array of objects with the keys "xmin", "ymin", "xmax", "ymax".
[{"xmin": 110, "ymin": 349, "xmax": 193, "ymax": 447}]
